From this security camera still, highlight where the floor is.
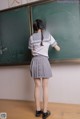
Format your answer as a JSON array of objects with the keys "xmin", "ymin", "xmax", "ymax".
[{"xmin": 0, "ymin": 100, "xmax": 80, "ymax": 119}]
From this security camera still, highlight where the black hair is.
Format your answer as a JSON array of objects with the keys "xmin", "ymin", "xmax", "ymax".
[{"xmin": 33, "ymin": 19, "xmax": 46, "ymax": 46}]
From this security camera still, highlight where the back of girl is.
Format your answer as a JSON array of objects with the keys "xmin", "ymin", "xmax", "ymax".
[{"xmin": 28, "ymin": 19, "xmax": 60, "ymax": 119}]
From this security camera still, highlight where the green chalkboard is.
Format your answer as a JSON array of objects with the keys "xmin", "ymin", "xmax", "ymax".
[
  {"xmin": 0, "ymin": 6, "xmax": 31, "ymax": 65},
  {"xmin": 32, "ymin": 0, "xmax": 80, "ymax": 60},
  {"xmin": 0, "ymin": 0, "xmax": 80, "ymax": 66}
]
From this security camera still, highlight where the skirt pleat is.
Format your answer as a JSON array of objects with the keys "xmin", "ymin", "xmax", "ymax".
[{"xmin": 30, "ymin": 55, "xmax": 52, "ymax": 79}]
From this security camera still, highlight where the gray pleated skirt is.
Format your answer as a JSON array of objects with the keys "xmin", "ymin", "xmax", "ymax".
[{"xmin": 30, "ymin": 55, "xmax": 52, "ymax": 79}]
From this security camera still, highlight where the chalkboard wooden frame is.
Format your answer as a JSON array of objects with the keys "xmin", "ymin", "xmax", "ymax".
[{"xmin": 0, "ymin": 0, "xmax": 80, "ymax": 66}]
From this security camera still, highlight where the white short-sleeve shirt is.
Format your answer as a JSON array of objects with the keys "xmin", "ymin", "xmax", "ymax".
[{"xmin": 28, "ymin": 30, "xmax": 57, "ymax": 57}]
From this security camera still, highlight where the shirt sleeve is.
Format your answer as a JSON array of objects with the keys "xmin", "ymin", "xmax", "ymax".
[
  {"xmin": 49, "ymin": 35, "xmax": 57, "ymax": 47},
  {"xmin": 28, "ymin": 36, "xmax": 33, "ymax": 49}
]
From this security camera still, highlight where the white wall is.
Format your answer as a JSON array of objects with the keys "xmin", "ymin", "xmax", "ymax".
[
  {"xmin": 0, "ymin": 0, "xmax": 8, "ymax": 10},
  {"xmin": 0, "ymin": 0, "xmax": 39, "ymax": 10},
  {"xmin": 0, "ymin": 0, "xmax": 80, "ymax": 104},
  {"xmin": 0, "ymin": 64, "xmax": 80, "ymax": 104}
]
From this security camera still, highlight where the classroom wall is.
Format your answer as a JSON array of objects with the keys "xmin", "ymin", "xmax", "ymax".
[
  {"xmin": 0, "ymin": 0, "xmax": 80, "ymax": 104},
  {"xmin": 0, "ymin": 0, "xmax": 39, "ymax": 10}
]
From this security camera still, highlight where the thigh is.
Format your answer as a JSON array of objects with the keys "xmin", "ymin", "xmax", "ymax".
[
  {"xmin": 34, "ymin": 78, "xmax": 41, "ymax": 87},
  {"xmin": 42, "ymin": 79, "xmax": 48, "ymax": 88}
]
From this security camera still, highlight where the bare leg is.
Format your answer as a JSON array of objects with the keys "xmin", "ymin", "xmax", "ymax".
[
  {"xmin": 34, "ymin": 78, "xmax": 41, "ymax": 111},
  {"xmin": 42, "ymin": 78, "xmax": 48, "ymax": 112}
]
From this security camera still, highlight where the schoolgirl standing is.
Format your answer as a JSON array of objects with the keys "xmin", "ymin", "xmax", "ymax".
[{"xmin": 28, "ymin": 19, "xmax": 60, "ymax": 119}]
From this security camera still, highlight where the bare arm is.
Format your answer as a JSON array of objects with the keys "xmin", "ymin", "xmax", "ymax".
[{"xmin": 54, "ymin": 44, "xmax": 60, "ymax": 51}]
